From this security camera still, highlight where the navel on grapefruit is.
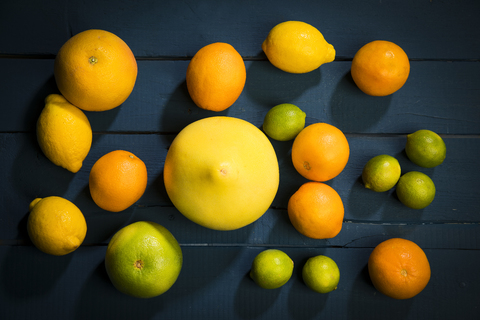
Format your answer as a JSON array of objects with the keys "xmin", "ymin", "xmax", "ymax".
[{"xmin": 164, "ymin": 116, "xmax": 279, "ymax": 230}]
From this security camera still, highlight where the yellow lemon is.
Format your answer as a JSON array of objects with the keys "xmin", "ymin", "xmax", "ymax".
[
  {"xmin": 27, "ymin": 196, "xmax": 87, "ymax": 256},
  {"xmin": 262, "ymin": 21, "xmax": 335, "ymax": 73},
  {"xmin": 105, "ymin": 221, "xmax": 183, "ymax": 298},
  {"xmin": 164, "ymin": 116, "xmax": 279, "ymax": 230},
  {"xmin": 36, "ymin": 94, "xmax": 92, "ymax": 173}
]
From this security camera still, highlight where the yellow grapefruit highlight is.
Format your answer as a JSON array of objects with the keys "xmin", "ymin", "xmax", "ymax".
[{"xmin": 164, "ymin": 116, "xmax": 279, "ymax": 230}]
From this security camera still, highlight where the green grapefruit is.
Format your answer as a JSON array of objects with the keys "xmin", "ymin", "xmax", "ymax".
[
  {"xmin": 105, "ymin": 221, "xmax": 183, "ymax": 298},
  {"xmin": 164, "ymin": 116, "xmax": 279, "ymax": 230}
]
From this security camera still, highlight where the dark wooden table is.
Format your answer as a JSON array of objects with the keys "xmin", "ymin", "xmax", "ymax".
[{"xmin": 1, "ymin": 1, "xmax": 479, "ymax": 319}]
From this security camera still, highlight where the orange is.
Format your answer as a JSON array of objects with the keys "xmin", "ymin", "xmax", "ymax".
[
  {"xmin": 287, "ymin": 182, "xmax": 344, "ymax": 239},
  {"xmin": 54, "ymin": 29, "xmax": 138, "ymax": 111},
  {"xmin": 368, "ymin": 238, "xmax": 431, "ymax": 299},
  {"xmin": 351, "ymin": 40, "xmax": 410, "ymax": 96},
  {"xmin": 291, "ymin": 123, "xmax": 349, "ymax": 182},
  {"xmin": 186, "ymin": 42, "xmax": 246, "ymax": 111},
  {"xmin": 89, "ymin": 150, "xmax": 148, "ymax": 212}
]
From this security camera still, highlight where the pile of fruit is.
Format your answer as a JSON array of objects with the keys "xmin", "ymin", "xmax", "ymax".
[{"xmin": 27, "ymin": 21, "xmax": 444, "ymax": 300}]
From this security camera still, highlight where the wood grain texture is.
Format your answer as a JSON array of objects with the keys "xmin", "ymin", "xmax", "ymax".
[
  {"xmin": 1, "ymin": 0, "xmax": 479, "ymax": 319},
  {"xmin": 1, "ymin": 60, "xmax": 480, "ymax": 134},
  {"xmin": 1, "ymin": 0, "xmax": 480, "ymax": 59}
]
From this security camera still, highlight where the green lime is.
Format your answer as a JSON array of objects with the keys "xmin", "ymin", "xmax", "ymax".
[
  {"xmin": 396, "ymin": 171, "xmax": 436, "ymax": 209},
  {"xmin": 362, "ymin": 154, "xmax": 401, "ymax": 192},
  {"xmin": 250, "ymin": 249, "xmax": 294, "ymax": 289},
  {"xmin": 302, "ymin": 255, "xmax": 340, "ymax": 293},
  {"xmin": 405, "ymin": 129, "xmax": 446, "ymax": 168},
  {"xmin": 262, "ymin": 103, "xmax": 306, "ymax": 141}
]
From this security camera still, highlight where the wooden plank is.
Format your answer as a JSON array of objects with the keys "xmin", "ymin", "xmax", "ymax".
[
  {"xmin": 1, "ymin": 59, "xmax": 480, "ymax": 134},
  {"xmin": 0, "ymin": 246, "xmax": 478, "ymax": 319},
  {"xmin": 2, "ymin": 132, "xmax": 479, "ymax": 243},
  {"xmin": 1, "ymin": 0, "xmax": 480, "ymax": 59}
]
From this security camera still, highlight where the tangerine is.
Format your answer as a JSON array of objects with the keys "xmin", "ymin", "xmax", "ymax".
[
  {"xmin": 186, "ymin": 42, "xmax": 246, "ymax": 111},
  {"xmin": 54, "ymin": 29, "xmax": 137, "ymax": 111},
  {"xmin": 291, "ymin": 123, "xmax": 349, "ymax": 182},
  {"xmin": 89, "ymin": 150, "xmax": 148, "ymax": 212},
  {"xmin": 351, "ymin": 40, "xmax": 410, "ymax": 96},
  {"xmin": 368, "ymin": 238, "xmax": 431, "ymax": 299},
  {"xmin": 287, "ymin": 182, "xmax": 344, "ymax": 239}
]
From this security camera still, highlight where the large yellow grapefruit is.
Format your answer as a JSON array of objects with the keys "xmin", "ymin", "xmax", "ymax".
[{"xmin": 164, "ymin": 116, "xmax": 279, "ymax": 230}]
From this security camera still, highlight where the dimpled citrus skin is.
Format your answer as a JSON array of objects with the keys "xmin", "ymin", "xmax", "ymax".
[
  {"xmin": 368, "ymin": 238, "xmax": 431, "ymax": 299},
  {"xmin": 291, "ymin": 123, "xmax": 350, "ymax": 182},
  {"xmin": 164, "ymin": 116, "xmax": 279, "ymax": 230},
  {"xmin": 36, "ymin": 94, "xmax": 92, "ymax": 173},
  {"xmin": 27, "ymin": 196, "xmax": 87, "ymax": 256},
  {"xmin": 105, "ymin": 221, "xmax": 183, "ymax": 298},
  {"xmin": 54, "ymin": 29, "xmax": 137, "ymax": 111},
  {"xmin": 288, "ymin": 182, "xmax": 344, "ymax": 239},
  {"xmin": 362, "ymin": 154, "xmax": 401, "ymax": 192},
  {"xmin": 89, "ymin": 150, "xmax": 148, "ymax": 212},
  {"xmin": 351, "ymin": 40, "xmax": 410, "ymax": 96},
  {"xmin": 302, "ymin": 255, "xmax": 340, "ymax": 293},
  {"xmin": 250, "ymin": 249, "xmax": 294, "ymax": 289},
  {"xmin": 262, "ymin": 21, "xmax": 335, "ymax": 74},
  {"xmin": 186, "ymin": 42, "xmax": 246, "ymax": 111}
]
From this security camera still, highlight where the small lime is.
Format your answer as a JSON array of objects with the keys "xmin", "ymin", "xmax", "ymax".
[
  {"xmin": 302, "ymin": 255, "xmax": 340, "ymax": 293},
  {"xmin": 250, "ymin": 249, "xmax": 294, "ymax": 289},
  {"xmin": 405, "ymin": 129, "xmax": 446, "ymax": 168},
  {"xmin": 262, "ymin": 103, "xmax": 306, "ymax": 141},
  {"xmin": 362, "ymin": 154, "xmax": 401, "ymax": 192},
  {"xmin": 396, "ymin": 171, "xmax": 436, "ymax": 209}
]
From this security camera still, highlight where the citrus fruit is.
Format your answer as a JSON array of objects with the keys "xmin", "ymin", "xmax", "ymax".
[
  {"xmin": 164, "ymin": 116, "xmax": 279, "ymax": 230},
  {"xmin": 287, "ymin": 182, "xmax": 344, "ymax": 239},
  {"xmin": 368, "ymin": 238, "xmax": 431, "ymax": 299},
  {"xmin": 105, "ymin": 221, "xmax": 183, "ymax": 298},
  {"xmin": 262, "ymin": 21, "xmax": 335, "ymax": 73},
  {"xmin": 27, "ymin": 196, "xmax": 87, "ymax": 256},
  {"xmin": 89, "ymin": 150, "xmax": 148, "ymax": 212},
  {"xmin": 36, "ymin": 94, "xmax": 92, "ymax": 173},
  {"xmin": 351, "ymin": 40, "xmax": 410, "ymax": 96},
  {"xmin": 302, "ymin": 255, "xmax": 340, "ymax": 293},
  {"xmin": 362, "ymin": 154, "xmax": 401, "ymax": 192},
  {"xmin": 54, "ymin": 29, "xmax": 137, "ymax": 111},
  {"xmin": 405, "ymin": 129, "xmax": 446, "ymax": 168},
  {"xmin": 291, "ymin": 122, "xmax": 349, "ymax": 182},
  {"xmin": 396, "ymin": 171, "xmax": 436, "ymax": 209},
  {"xmin": 262, "ymin": 103, "xmax": 306, "ymax": 141},
  {"xmin": 186, "ymin": 42, "xmax": 246, "ymax": 111},
  {"xmin": 250, "ymin": 249, "xmax": 294, "ymax": 289}
]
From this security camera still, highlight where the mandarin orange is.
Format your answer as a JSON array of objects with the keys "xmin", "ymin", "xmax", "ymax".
[
  {"xmin": 89, "ymin": 150, "xmax": 148, "ymax": 212},
  {"xmin": 54, "ymin": 29, "xmax": 137, "ymax": 111},
  {"xmin": 291, "ymin": 123, "xmax": 349, "ymax": 182},
  {"xmin": 186, "ymin": 42, "xmax": 246, "ymax": 111},
  {"xmin": 368, "ymin": 238, "xmax": 431, "ymax": 299},
  {"xmin": 351, "ymin": 40, "xmax": 410, "ymax": 96},
  {"xmin": 287, "ymin": 182, "xmax": 344, "ymax": 239}
]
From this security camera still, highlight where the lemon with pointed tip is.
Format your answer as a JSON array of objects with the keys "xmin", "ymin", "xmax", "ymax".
[
  {"xmin": 362, "ymin": 155, "xmax": 401, "ymax": 192},
  {"xmin": 27, "ymin": 196, "xmax": 87, "ymax": 256},
  {"xmin": 36, "ymin": 94, "xmax": 92, "ymax": 173},
  {"xmin": 262, "ymin": 21, "xmax": 335, "ymax": 73},
  {"xmin": 250, "ymin": 249, "xmax": 294, "ymax": 289}
]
